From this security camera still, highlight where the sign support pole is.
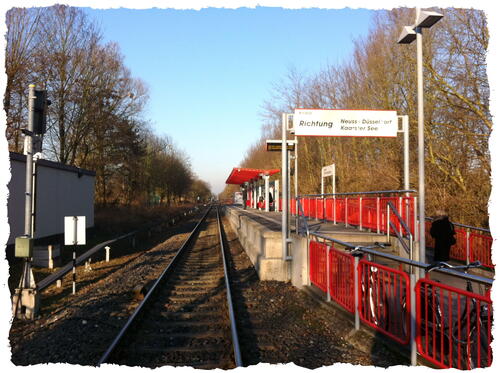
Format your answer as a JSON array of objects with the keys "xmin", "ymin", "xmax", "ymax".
[
  {"xmin": 281, "ymin": 113, "xmax": 289, "ymax": 262},
  {"xmin": 23, "ymin": 85, "xmax": 36, "ymax": 290},
  {"xmin": 72, "ymin": 216, "xmax": 77, "ymax": 294},
  {"xmin": 264, "ymin": 175, "xmax": 270, "ymax": 212},
  {"xmin": 294, "ymin": 134, "xmax": 298, "ymax": 219},
  {"xmin": 13, "ymin": 85, "xmax": 40, "ymax": 320}
]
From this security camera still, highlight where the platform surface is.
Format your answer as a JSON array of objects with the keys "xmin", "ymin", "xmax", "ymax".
[{"xmin": 227, "ymin": 205, "xmax": 493, "ymax": 292}]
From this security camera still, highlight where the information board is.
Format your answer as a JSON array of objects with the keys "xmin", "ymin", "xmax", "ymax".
[
  {"xmin": 293, "ymin": 109, "xmax": 398, "ymax": 137},
  {"xmin": 64, "ymin": 216, "xmax": 86, "ymax": 245}
]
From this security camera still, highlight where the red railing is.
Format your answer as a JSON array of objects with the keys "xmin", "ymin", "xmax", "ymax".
[
  {"xmin": 295, "ymin": 194, "xmax": 491, "ymax": 269},
  {"xmin": 309, "ymin": 240, "xmax": 327, "ymax": 292},
  {"xmin": 309, "ymin": 240, "xmax": 492, "ymax": 368},
  {"xmin": 469, "ymin": 233, "xmax": 493, "ymax": 268},
  {"xmin": 425, "ymin": 221, "xmax": 493, "ymax": 269},
  {"xmin": 358, "ymin": 260, "xmax": 410, "ymax": 345},
  {"xmin": 416, "ymin": 279, "xmax": 493, "ymax": 369},
  {"xmin": 328, "ymin": 246, "xmax": 355, "ymax": 313}
]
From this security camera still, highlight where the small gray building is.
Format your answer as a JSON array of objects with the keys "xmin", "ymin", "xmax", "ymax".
[{"xmin": 7, "ymin": 152, "xmax": 95, "ymax": 246}]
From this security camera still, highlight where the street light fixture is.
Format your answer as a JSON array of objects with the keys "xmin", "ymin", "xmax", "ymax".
[
  {"xmin": 397, "ymin": 26, "xmax": 416, "ymax": 44},
  {"xmin": 397, "ymin": 8, "xmax": 443, "ymax": 275},
  {"xmin": 416, "ymin": 10, "xmax": 443, "ymax": 28}
]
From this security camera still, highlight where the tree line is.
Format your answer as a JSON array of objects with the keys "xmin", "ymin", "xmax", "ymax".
[
  {"xmin": 5, "ymin": 5, "xmax": 212, "ymax": 206},
  {"xmin": 222, "ymin": 8, "xmax": 490, "ymax": 228}
]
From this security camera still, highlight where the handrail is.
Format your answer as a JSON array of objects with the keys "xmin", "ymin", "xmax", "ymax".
[
  {"xmin": 308, "ymin": 231, "xmax": 493, "ymax": 286},
  {"xmin": 37, "ymin": 230, "xmax": 137, "ymax": 292},
  {"xmin": 387, "ymin": 201, "xmax": 412, "ymax": 238},
  {"xmin": 299, "ymin": 189, "xmax": 417, "ymax": 198},
  {"xmin": 425, "ymin": 217, "xmax": 490, "ymax": 234},
  {"xmin": 389, "ymin": 221, "xmax": 410, "ymax": 254},
  {"xmin": 296, "ymin": 198, "xmax": 310, "ymax": 237},
  {"xmin": 37, "ymin": 206, "xmax": 201, "ymax": 292},
  {"xmin": 387, "ymin": 201, "xmax": 413, "ymax": 255}
]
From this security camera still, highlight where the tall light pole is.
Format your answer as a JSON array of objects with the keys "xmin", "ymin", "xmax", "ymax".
[{"xmin": 398, "ymin": 8, "xmax": 443, "ymax": 271}]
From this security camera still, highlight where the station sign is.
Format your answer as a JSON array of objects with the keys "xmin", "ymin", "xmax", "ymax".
[
  {"xmin": 322, "ymin": 164, "xmax": 335, "ymax": 177},
  {"xmin": 266, "ymin": 140, "xmax": 296, "ymax": 152},
  {"xmin": 293, "ymin": 109, "xmax": 398, "ymax": 137},
  {"xmin": 64, "ymin": 216, "xmax": 86, "ymax": 245}
]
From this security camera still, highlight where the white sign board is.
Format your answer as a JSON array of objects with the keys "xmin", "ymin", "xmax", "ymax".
[
  {"xmin": 321, "ymin": 164, "xmax": 336, "ymax": 194},
  {"xmin": 322, "ymin": 164, "xmax": 335, "ymax": 177},
  {"xmin": 293, "ymin": 109, "xmax": 398, "ymax": 137},
  {"xmin": 64, "ymin": 216, "xmax": 86, "ymax": 245}
]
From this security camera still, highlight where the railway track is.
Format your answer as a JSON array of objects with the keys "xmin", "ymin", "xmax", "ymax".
[{"xmin": 98, "ymin": 205, "xmax": 241, "ymax": 368}]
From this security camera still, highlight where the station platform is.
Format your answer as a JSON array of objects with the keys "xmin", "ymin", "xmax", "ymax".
[
  {"xmin": 229, "ymin": 205, "xmax": 389, "ymax": 245},
  {"xmin": 224, "ymin": 205, "xmax": 493, "ymax": 293}
]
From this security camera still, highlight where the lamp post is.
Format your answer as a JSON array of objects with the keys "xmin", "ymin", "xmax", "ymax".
[{"xmin": 398, "ymin": 8, "xmax": 443, "ymax": 274}]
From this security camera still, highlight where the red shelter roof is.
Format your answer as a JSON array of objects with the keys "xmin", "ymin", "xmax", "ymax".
[{"xmin": 225, "ymin": 167, "xmax": 280, "ymax": 185}]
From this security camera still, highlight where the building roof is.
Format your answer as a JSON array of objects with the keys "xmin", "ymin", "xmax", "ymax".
[
  {"xmin": 10, "ymin": 152, "xmax": 96, "ymax": 177},
  {"xmin": 225, "ymin": 167, "xmax": 280, "ymax": 185}
]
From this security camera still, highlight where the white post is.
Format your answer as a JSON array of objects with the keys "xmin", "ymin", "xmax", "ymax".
[
  {"xmin": 387, "ymin": 204, "xmax": 390, "ymax": 241},
  {"xmin": 401, "ymin": 115, "xmax": 410, "ymax": 192},
  {"xmin": 345, "ymin": 197, "xmax": 348, "ymax": 227},
  {"xmin": 326, "ymin": 245, "xmax": 331, "ymax": 302},
  {"xmin": 72, "ymin": 251, "xmax": 76, "ymax": 295},
  {"xmin": 105, "ymin": 246, "xmax": 110, "ymax": 262},
  {"xmin": 402, "ymin": 115, "xmax": 411, "ymax": 233},
  {"xmin": 416, "ymin": 8, "xmax": 427, "ymax": 269},
  {"xmin": 466, "ymin": 230, "xmax": 470, "ymax": 265},
  {"xmin": 399, "ymin": 196, "xmax": 403, "ymax": 236},
  {"xmin": 281, "ymin": 113, "xmax": 289, "ymax": 261},
  {"xmin": 294, "ymin": 136, "xmax": 299, "ymax": 218},
  {"xmin": 359, "ymin": 197, "xmax": 363, "ymax": 231},
  {"xmin": 275, "ymin": 180, "xmax": 280, "ymax": 211},
  {"xmin": 333, "ymin": 196, "xmax": 337, "ymax": 224},
  {"xmin": 413, "ymin": 196, "xmax": 420, "ymax": 273},
  {"xmin": 321, "ymin": 172, "xmax": 324, "ymax": 195},
  {"xmin": 376, "ymin": 197, "xmax": 380, "ymax": 234},
  {"xmin": 354, "ymin": 256, "xmax": 360, "ymax": 330},
  {"xmin": 410, "ymin": 273, "xmax": 417, "ymax": 365},
  {"xmin": 48, "ymin": 245, "xmax": 53, "ymax": 270},
  {"xmin": 258, "ymin": 184, "xmax": 262, "ymax": 210},
  {"xmin": 332, "ymin": 164, "xmax": 336, "ymax": 194},
  {"xmin": 264, "ymin": 175, "xmax": 270, "ymax": 212}
]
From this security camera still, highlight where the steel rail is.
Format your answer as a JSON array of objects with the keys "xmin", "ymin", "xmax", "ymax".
[
  {"xmin": 37, "ymin": 230, "xmax": 137, "ymax": 292},
  {"xmin": 298, "ymin": 189, "xmax": 417, "ymax": 198},
  {"xmin": 216, "ymin": 206, "xmax": 242, "ymax": 367},
  {"xmin": 97, "ymin": 206, "xmax": 212, "ymax": 366},
  {"xmin": 425, "ymin": 217, "xmax": 490, "ymax": 233}
]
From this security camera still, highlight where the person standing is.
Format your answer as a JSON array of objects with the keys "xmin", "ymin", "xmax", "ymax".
[{"xmin": 430, "ymin": 210, "xmax": 456, "ymax": 262}]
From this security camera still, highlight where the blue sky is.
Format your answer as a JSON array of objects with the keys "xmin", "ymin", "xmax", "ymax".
[{"xmin": 84, "ymin": 7, "xmax": 375, "ymax": 194}]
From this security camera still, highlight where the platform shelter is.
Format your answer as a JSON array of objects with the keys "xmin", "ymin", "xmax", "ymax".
[{"xmin": 225, "ymin": 167, "xmax": 280, "ymax": 212}]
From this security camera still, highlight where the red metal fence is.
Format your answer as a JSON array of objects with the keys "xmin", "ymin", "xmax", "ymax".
[
  {"xmin": 293, "ymin": 195, "xmax": 491, "ymax": 268},
  {"xmin": 416, "ymin": 279, "xmax": 493, "ymax": 369},
  {"xmin": 309, "ymin": 240, "xmax": 493, "ymax": 369},
  {"xmin": 278, "ymin": 193, "xmax": 492, "ymax": 269},
  {"xmin": 358, "ymin": 260, "xmax": 410, "ymax": 345},
  {"xmin": 328, "ymin": 246, "xmax": 355, "ymax": 313},
  {"xmin": 309, "ymin": 240, "xmax": 328, "ymax": 292},
  {"xmin": 425, "ymin": 221, "xmax": 493, "ymax": 269}
]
